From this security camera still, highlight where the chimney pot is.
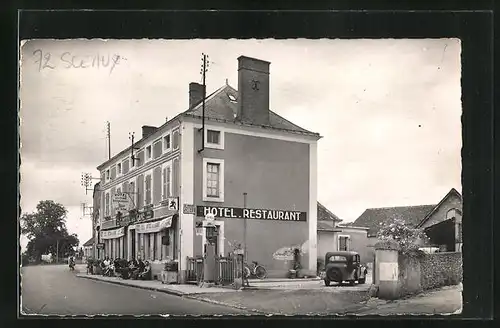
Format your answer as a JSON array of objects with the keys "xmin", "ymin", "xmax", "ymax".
[{"xmin": 189, "ymin": 82, "xmax": 206, "ymax": 109}]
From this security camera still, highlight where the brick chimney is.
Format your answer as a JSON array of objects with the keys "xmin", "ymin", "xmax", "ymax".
[
  {"xmin": 141, "ymin": 125, "xmax": 157, "ymax": 138},
  {"xmin": 237, "ymin": 56, "xmax": 271, "ymax": 125},
  {"xmin": 189, "ymin": 82, "xmax": 205, "ymax": 109}
]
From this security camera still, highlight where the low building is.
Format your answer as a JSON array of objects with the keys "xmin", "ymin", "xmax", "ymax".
[
  {"xmin": 316, "ymin": 203, "xmax": 370, "ymax": 263},
  {"xmin": 82, "ymin": 237, "xmax": 94, "ymax": 260},
  {"xmin": 353, "ymin": 188, "xmax": 463, "ymax": 261},
  {"xmin": 95, "ymin": 55, "xmax": 321, "ymax": 281}
]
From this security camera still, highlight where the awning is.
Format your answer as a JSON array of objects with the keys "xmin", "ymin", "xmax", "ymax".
[
  {"xmin": 136, "ymin": 216, "xmax": 173, "ymax": 234},
  {"xmin": 100, "ymin": 227, "xmax": 125, "ymax": 240}
]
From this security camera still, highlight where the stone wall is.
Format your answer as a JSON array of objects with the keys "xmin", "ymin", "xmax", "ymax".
[
  {"xmin": 397, "ymin": 254, "xmax": 423, "ymax": 297},
  {"xmin": 420, "ymin": 252, "xmax": 462, "ymax": 290}
]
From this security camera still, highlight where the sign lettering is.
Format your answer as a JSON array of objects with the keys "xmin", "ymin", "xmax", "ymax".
[{"xmin": 196, "ymin": 206, "xmax": 307, "ymax": 222}]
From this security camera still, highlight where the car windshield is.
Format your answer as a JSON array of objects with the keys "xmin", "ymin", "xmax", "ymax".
[{"xmin": 328, "ymin": 255, "xmax": 347, "ymax": 262}]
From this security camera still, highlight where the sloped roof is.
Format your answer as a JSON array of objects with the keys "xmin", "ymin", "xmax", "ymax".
[
  {"xmin": 82, "ymin": 236, "xmax": 94, "ymax": 247},
  {"xmin": 317, "ymin": 202, "xmax": 342, "ymax": 222},
  {"xmin": 318, "ymin": 220, "xmax": 341, "ymax": 231},
  {"xmin": 353, "ymin": 205, "xmax": 436, "ymax": 237},
  {"xmin": 183, "ymin": 84, "xmax": 320, "ymax": 137},
  {"xmin": 416, "ymin": 188, "xmax": 462, "ymax": 228}
]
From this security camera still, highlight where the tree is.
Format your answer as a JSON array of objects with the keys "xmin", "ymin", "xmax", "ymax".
[
  {"xmin": 377, "ymin": 217, "xmax": 429, "ymax": 254},
  {"xmin": 20, "ymin": 200, "xmax": 80, "ymax": 263}
]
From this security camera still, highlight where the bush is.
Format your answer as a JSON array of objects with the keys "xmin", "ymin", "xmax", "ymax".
[{"xmin": 317, "ymin": 258, "xmax": 325, "ymax": 273}]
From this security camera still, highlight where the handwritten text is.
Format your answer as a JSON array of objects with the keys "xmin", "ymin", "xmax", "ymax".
[{"xmin": 32, "ymin": 49, "xmax": 126, "ymax": 75}]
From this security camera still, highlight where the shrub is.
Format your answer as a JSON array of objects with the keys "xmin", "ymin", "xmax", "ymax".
[{"xmin": 377, "ymin": 217, "xmax": 429, "ymax": 256}]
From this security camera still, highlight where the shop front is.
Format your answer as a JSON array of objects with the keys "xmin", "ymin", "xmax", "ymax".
[
  {"xmin": 100, "ymin": 226, "xmax": 126, "ymax": 259},
  {"xmin": 127, "ymin": 215, "xmax": 178, "ymax": 280},
  {"xmin": 193, "ymin": 205, "xmax": 309, "ymax": 278}
]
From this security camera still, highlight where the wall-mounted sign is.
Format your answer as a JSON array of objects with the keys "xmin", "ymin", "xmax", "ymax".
[
  {"xmin": 143, "ymin": 208, "xmax": 154, "ymax": 220},
  {"xmin": 183, "ymin": 204, "xmax": 196, "ymax": 215},
  {"xmin": 100, "ymin": 227, "xmax": 125, "ymax": 240},
  {"xmin": 196, "ymin": 206, "xmax": 307, "ymax": 222},
  {"xmin": 160, "ymin": 197, "xmax": 179, "ymax": 211},
  {"xmin": 136, "ymin": 216, "xmax": 172, "ymax": 234},
  {"xmin": 96, "ymin": 243, "xmax": 105, "ymax": 249},
  {"xmin": 113, "ymin": 193, "xmax": 128, "ymax": 203}
]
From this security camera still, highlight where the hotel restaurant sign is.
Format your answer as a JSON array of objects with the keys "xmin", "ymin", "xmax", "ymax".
[{"xmin": 196, "ymin": 206, "xmax": 307, "ymax": 222}]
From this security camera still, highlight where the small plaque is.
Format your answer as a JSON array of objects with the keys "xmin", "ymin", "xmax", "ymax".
[{"xmin": 183, "ymin": 204, "xmax": 195, "ymax": 215}]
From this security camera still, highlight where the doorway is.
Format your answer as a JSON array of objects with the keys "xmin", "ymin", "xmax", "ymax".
[
  {"xmin": 205, "ymin": 226, "xmax": 219, "ymax": 256},
  {"xmin": 131, "ymin": 230, "xmax": 136, "ymax": 260}
]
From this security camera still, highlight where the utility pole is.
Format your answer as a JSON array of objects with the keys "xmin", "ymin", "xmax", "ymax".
[
  {"xmin": 243, "ymin": 192, "xmax": 247, "ymax": 261},
  {"xmin": 106, "ymin": 121, "xmax": 111, "ymax": 160},
  {"xmin": 56, "ymin": 239, "xmax": 59, "ymax": 264},
  {"xmin": 198, "ymin": 53, "xmax": 209, "ymax": 153}
]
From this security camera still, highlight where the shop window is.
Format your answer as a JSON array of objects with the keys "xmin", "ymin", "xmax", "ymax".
[
  {"xmin": 203, "ymin": 158, "xmax": 224, "ymax": 202},
  {"xmin": 163, "ymin": 133, "xmax": 171, "ymax": 151},
  {"xmin": 205, "ymin": 129, "xmax": 224, "ymax": 150},
  {"xmin": 338, "ymin": 235, "xmax": 350, "ymax": 251}
]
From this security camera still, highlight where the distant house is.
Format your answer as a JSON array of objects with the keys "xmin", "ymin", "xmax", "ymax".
[
  {"xmin": 316, "ymin": 202, "xmax": 370, "ymax": 263},
  {"xmin": 353, "ymin": 188, "xmax": 463, "ymax": 260},
  {"xmin": 82, "ymin": 237, "xmax": 94, "ymax": 260}
]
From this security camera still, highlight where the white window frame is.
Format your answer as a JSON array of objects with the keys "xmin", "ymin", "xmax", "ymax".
[
  {"xmin": 204, "ymin": 128, "xmax": 224, "ymax": 150},
  {"xmin": 144, "ymin": 172, "xmax": 153, "ymax": 206},
  {"xmin": 128, "ymin": 179, "xmax": 136, "ymax": 209},
  {"xmin": 338, "ymin": 234, "xmax": 351, "ymax": 252},
  {"xmin": 146, "ymin": 145, "xmax": 152, "ymax": 162},
  {"xmin": 105, "ymin": 169, "xmax": 110, "ymax": 182},
  {"xmin": 153, "ymin": 138, "xmax": 162, "ymax": 159},
  {"xmin": 163, "ymin": 132, "xmax": 172, "ymax": 152},
  {"xmin": 202, "ymin": 158, "xmax": 224, "ymax": 202},
  {"xmin": 105, "ymin": 192, "xmax": 110, "ymax": 217},
  {"xmin": 122, "ymin": 158, "xmax": 129, "ymax": 174},
  {"xmin": 172, "ymin": 129, "xmax": 180, "ymax": 151},
  {"xmin": 162, "ymin": 161, "xmax": 172, "ymax": 200},
  {"xmin": 117, "ymin": 162, "xmax": 122, "ymax": 176},
  {"xmin": 110, "ymin": 165, "xmax": 116, "ymax": 181}
]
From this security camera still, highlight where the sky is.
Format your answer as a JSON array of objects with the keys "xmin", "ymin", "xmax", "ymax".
[{"xmin": 19, "ymin": 39, "xmax": 462, "ymax": 250}]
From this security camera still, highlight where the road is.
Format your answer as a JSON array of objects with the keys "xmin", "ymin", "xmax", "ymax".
[{"xmin": 20, "ymin": 264, "xmax": 249, "ymax": 316}]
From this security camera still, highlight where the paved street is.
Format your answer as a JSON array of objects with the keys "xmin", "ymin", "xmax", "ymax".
[{"xmin": 20, "ymin": 264, "xmax": 249, "ymax": 316}]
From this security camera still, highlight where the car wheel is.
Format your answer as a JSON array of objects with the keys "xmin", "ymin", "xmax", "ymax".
[
  {"xmin": 324, "ymin": 279, "xmax": 331, "ymax": 286},
  {"xmin": 358, "ymin": 278, "xmax": 366, "ymax": 284},
  {"xmin": 328, "ymin": 269, "xmax": 342, "ymax": 283}
]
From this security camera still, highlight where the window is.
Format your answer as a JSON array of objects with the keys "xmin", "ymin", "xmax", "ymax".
[
  {"xmin": 145, "ymin": 174, "xmax": 152, "ymax": 206},
  {"xmin": 122, "ymin": 158, "xmax": 130, "ymax": 174},
  {"xmin": 117, "ymin": 163, "xmax": 122, "ymax": 175},
  {"xmin": 163, "ymin": 133, "xmax": 171, "ymax": 151},
  {"xmin": 206, "ymin": 164, "xmax": 220, "ymax": 197},
  {"xmin": 172, "ymin": 130, "xmax": 179, "ymax": 150},
  {"xmin": 204, "ymin": 128, "xmax": 224, "ymax": 150},
  {"xmin": 131, "ymin": 155, "xmax": 135, "ymax": 167},
  {"xmin": 338, "ymin": 235, "xmax": 350, "ymax": 251},
  {"xmin": 162, "ymin": 164, "xmax": 171, "ymax": 200},
  {"xmin": 153, "ymin": 139, "xmax": 162, "ymax": 159},
  {"xmin": 105, "ymin": 193, "xmax": 110, "ymax": 216},
  {"xmin": 106, "ymin": 170, "xmax": 110, "ymax": 181},
  {"xmin": 202, "ymin": 158, "xmax": 224, "ymax": 202},
  {"xmin": 146, "ymin": 146, "xmax": 152, "ymax": 161},
  {"xmin": 129, "ymin": 181, "xmax": 135, "ymax": 208}
]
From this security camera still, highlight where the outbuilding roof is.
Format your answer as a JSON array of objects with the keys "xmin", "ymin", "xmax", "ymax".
[{"xmin": 82, "ymin": 237, "xmax": 94, "ymax": 247}]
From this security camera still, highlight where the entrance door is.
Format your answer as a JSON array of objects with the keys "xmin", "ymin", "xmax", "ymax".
[
  {"xmin": 131, "ymin": 230, "xmax": 136, "ymax": 259},
  {"xmin": 205, "ymin": 226, "xmax": 219, "ymax": 256}
]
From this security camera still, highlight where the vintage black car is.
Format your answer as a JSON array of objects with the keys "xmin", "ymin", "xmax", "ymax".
[{"xmin": 321, "ymin": 251, "xmax": 368, "ymax": 286}]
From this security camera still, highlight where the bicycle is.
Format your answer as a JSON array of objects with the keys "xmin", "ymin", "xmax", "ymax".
[{"xmin": 244, "ymin": 261, "xmax": 267, "ymax": 279}]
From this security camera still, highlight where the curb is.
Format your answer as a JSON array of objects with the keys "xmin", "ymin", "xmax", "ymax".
[
  {"xmin": 76, "ymin": 274, "xmax": 268, "ymax": 314},
  {"xmin": 76, "ymin": 274, "xmax": 184, "ymax": 296}
]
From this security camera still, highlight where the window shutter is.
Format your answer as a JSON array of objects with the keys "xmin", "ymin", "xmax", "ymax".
[
  {"xmin": 172, "ymin": 158, "xmax": 179, "ymax": 197},
  {"xmin": 153, "ymin": 167, "xmax": 162, "ymax": 204},
  {"xmin": 137, "ymin": 174, "xmax": 144, "ymax": 207}
]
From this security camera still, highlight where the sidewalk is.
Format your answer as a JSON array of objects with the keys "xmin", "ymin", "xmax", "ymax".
[
  {"xmin": 345, "ymin": 283, "xmax": 463, "ymax": 316},
  {"xmin": 76, "ymin": 273, "xmax": 237, "ymax": 296}
]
